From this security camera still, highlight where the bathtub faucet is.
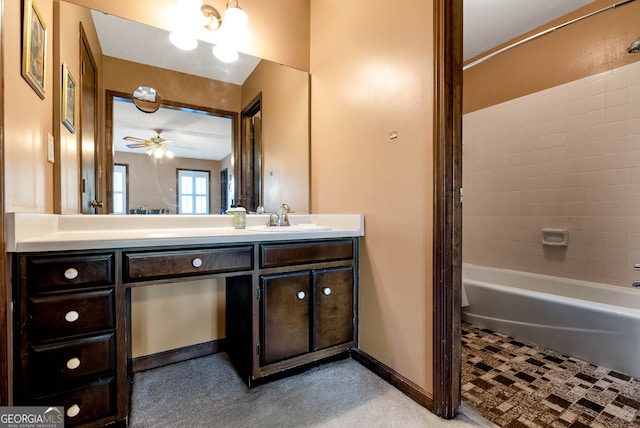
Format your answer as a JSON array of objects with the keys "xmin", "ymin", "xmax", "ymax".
[{"xmin": 633, "ymin": 281, "xmax": 640, "ymax": 288}]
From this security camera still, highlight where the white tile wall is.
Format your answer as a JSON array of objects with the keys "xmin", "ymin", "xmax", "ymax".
[{"xmin": 463, "ymin": 61, "xmax": 640, "ymax": 287}]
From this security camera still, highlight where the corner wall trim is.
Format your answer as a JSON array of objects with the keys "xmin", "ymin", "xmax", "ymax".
[
  {"xmin": 351, "ymin": 349, "xmax": 434, "ymax": 410},
  {"xmin": 433, "ymin": 0, "xmax": 463, "ymax": 419},
  {"xmin": 132, "ymin": 339, "xmax": 225, "ymax": 373}
]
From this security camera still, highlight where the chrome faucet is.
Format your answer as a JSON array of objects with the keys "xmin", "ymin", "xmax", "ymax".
[
  {"xmin": 267, "ymin": 204, "xmax": 291, "ymax": 227},
  {"xmin": 633, "ymin": 264, "xmax": 640, "ymax": 287}
]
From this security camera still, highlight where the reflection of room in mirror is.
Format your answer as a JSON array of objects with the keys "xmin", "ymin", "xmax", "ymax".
[
  {"xmin": 112, "ymin": 98, "xmax": 233, "ymax": 215},
  {"xmin": 60, "ymin": 1, "xmax": 311, "ymax": 215}
]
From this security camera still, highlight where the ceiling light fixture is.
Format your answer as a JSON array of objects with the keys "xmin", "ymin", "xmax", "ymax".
[
  {"xmin": 150, "ymin": 146, "xmax": 174, "ymax": 159},
  {"xmin": 169, "ymin": 0, "xmax": 249, "ymax": 62}
]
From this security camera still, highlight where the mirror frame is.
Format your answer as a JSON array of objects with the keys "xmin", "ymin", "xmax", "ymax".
[
  {"xmin": 105, "ymin": 90, "xmax": 239, "ymax": 214},
  {"xmin": 239, "ymin": 93, "xmax": 262, "ymax": 211}
]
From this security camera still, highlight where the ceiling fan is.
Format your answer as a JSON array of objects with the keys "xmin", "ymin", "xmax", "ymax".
[{"xmin": 124, "ymin": 129, "xmax": 175, "ymax": 159}]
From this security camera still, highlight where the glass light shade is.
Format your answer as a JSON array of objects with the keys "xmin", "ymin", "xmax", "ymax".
[
  {"xmin": 202, "ymin": 14, "xmax": 220, "ymax": 31},
  {"xmin": 169, "ymin": 31, "xmax": 198, "ymax": 51},
  {"xmin": 154, "ymin": 147, "xmax": 165, "ymax": 158},
  {"xmin": 165, "ymin": 150, "xmax": 175, "ymax": 159},
  {"xmin": 213, "ymin": 45, "xmax": 239, "ymax": 63},
  {"xmin": 223, "ymin": 7, "xmax": 248, "ymax": 28}
]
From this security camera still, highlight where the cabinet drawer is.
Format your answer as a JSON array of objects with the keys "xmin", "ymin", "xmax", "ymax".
[
  {"xmin": 124, "ymin": 246, "xmax": 253, "ymax": 281},
  {"xmin": 26, "ymin": 254, "xmax": 114, "ymax": 292},
  {"xmin": 28, "ymin": 290, "xmax": 115, "ymax": 341},
  {"xmin": 29, "ymin": 333, "xmax": 115, "ymax": 389},
  {"xmin": 34, "ymin": 377, "xmax": 115, "ymax": 427},
  {"xmin": 260, "ymin": 240, "xmax": 353, "ymax": 268}
]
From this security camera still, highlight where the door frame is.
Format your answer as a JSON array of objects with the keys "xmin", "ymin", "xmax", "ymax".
[
  {"xmin": 0, "ymin": 0, "xmax": 7, "ymax": 406},
  {"xmin": 432, "ymin": 0, "xmax": 463, "ymax": 418},
  {"xmin": 79, "ymin": 23, "xmax": 100, "ymax": 213}
]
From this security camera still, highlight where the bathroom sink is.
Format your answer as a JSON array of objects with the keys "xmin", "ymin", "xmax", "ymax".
[{"xmin": 247, "ymin": 224, "xmax": 332, "ymax": 232}]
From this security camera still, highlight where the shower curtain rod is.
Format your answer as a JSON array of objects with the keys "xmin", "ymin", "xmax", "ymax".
[{"xmin": 463, "ymin": 0, "xmax": 638, "ymax": 71}]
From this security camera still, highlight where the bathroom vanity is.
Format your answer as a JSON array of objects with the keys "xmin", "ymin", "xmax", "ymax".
[{"xmin": 8, "ymin": 213, "xmax": 363, "ymax": 427}]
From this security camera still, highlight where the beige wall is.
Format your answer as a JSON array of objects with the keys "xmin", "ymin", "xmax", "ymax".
[
  {"xmin": 103, "ymin": 56, "xmax": 241, "ymax": 112},
  {"xmin": 113, "ymin": 152, "xmax": 222, "ymax": 214},
  {"xmin": 5, "ymin": 0, "xmax": 54, "ymax": 213},
  {"xmin": 310, "ymin": 0, "xmax": 435, "ymax": 392},
  {"xmin": 242, "ymin": 60, "xmax": 310, "ymax": 213},
  {"xmin": 131, "ymin": 280, "xmax": 225, "ymax": 358}
]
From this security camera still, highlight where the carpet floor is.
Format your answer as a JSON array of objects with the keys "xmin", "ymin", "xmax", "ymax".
[
  {"xmin": 129, "ymin": 353, "xmax": 483, "ymax": 427},
  {"xmin": 462, "ymin": 323, "xmax": 640, "ymax": 427}
]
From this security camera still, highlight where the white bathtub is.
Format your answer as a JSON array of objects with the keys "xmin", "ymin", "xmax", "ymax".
[{"xmin": 462, "ymin": 264, "xmax": 640, "ymax": 378}]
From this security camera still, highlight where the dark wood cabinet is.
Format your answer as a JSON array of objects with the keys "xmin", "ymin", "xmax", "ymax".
[
  {"xmin": 123, "ymin": 245, "xmax": 253, "ymax": 282},
  {"xmin": 13, "ymin": 252, "xmax": 124, "ymax": 428},
  {"xmin": 261, "ymin": 272, "xmax": 311, "ymax": 365},
  {"xmin": 313, "ymin": 267, "xmax": 354, "ymax": 351},
  {"xmin": 13, "ymin": 237, "xmax": 358, "ymax": 425},
  {"xmin": 228, "ymin": 239, "xmax": 357, "ymax": 386},
  {"xmin": 260, "ymin": 267, "xmax": 354, "ymax": 366}
]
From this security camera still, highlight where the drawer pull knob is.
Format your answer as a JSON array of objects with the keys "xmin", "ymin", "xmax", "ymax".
[
  {"xmin": 67, "ymin": 404, "xmax": 81, "ymax": 418},
  {"xmin": 297, "ymin": 291, "xmax": 306, "ymax": 300},
  {"xmin": 64, "ymin": 268, "xmax": 79, "ymax": 280},
  {"xmin": 192, "ymin": 258, "xmax": 203, "ymax": 268},
  {"xmin": 65, "ymin": 311, "xmax": 80, "ymax": 322},
  {"xmin": 66, "ymin": 357, "xmax": 81, "ymax": 370},
  {"xmin": 323, "ymin": 287, "xmax": 332, "ymax": 296}
]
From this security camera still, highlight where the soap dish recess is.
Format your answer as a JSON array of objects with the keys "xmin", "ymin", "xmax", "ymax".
[{"xmin": 541, "ymin": 228, "xmax": 568, "ymax": 247}]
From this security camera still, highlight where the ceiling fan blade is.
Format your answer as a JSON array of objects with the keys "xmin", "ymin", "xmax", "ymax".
[
  {"xmin": 126, "ymin": 143, "xmax": 150, "ymax": 148},
  {"xmin": 124, "ymin": 136, "xmax": 150, "ymax": 144}
]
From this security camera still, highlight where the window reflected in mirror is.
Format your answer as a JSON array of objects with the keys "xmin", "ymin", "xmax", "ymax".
[
  {"xmin": 113, "ymin": 164, "xmax": 128, "ymax": 214},
  {"xmin": 178, "ymin": 169, "xmax": 210, "ymax": 214}
]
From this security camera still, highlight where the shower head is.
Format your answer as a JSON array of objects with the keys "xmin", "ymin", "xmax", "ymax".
[{"xmin": 628, "ymin": 37, "xmax": 640, "ymax": 54}]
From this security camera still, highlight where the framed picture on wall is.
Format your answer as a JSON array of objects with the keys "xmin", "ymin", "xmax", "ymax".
[
  {"xmin": 22, "ymin": 0, "xmax": 47, "ymax": 99},
  {"xmin": 61, "ymin": 64, "xmax": 76, "ymax": 133}
]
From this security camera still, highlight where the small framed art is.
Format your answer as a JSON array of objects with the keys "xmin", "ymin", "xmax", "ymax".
[
  {"xmin": 22, "ymin": 0, "xmax": 47, "ymax": 99},
  {"xmin": 61, "ymin": 64, "xmax": 76, "ymax": 133}
]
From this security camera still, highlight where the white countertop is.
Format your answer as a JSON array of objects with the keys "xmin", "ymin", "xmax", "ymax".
[{"xmin": 6, "ymin": 213, "xmax": 365, "ymax": 252}]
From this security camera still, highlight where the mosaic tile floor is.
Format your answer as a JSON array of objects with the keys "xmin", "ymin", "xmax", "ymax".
[{"xmin": 461, "ymin": 323, "xmax": 640, "ymax": 428}]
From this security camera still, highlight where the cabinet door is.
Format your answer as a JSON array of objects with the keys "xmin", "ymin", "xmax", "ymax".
[
  {"xmin": 261, "ymin": 272, "xmax": 310, "ymax": 365},
  {"xmin": 313, "ymin": 267, "xmax": 354, "ymax": 350}
]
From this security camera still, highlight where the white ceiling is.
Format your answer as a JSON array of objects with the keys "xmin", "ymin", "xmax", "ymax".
[
  {"xmin": 99, "ymin": 0, "xmax": 597, "ymax": 159},
  {"xmin": 464, "ymin": 0, "xmax": 595, "ymax": 61},
  {"xmin": 92, "ymin": 10, "xmax": 261, "ymax": 85},
  {"xmin": 112, "ymin": 99, "xmax": 233, "ymax": 161}
]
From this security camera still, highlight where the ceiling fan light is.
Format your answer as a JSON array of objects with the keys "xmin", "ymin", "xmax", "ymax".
[
  {"xmin": 169, "ymin": 31, "xmax": 198, "ymax": 51},
  {"xmin": 165, "ymin": 150, "xmax": 175, "ymax": 159},
  {"xmin": 213, "ymin": 44, "xmax": 238, "ymax": 63},
  {"xmin": 154, "ymin": 147, "xmax": 165, "ymax": 158},
  {"xmin": 146, "ymin": 148, "xmax": 154, "ymax": 156}
]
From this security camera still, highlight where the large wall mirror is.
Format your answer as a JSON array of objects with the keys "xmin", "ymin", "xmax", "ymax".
[{"xmin": 59, "ymin": 2, "xmax": 310, "ymax": 215}]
